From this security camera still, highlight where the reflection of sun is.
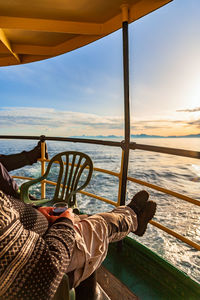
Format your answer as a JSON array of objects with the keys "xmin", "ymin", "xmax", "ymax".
[
  {"xmin": 191, "ymin": 165, "xmax": 200, "ymax": 182},
  {"xmin": 188, "ymin": 82, "xmax": 200, "ymax": 109}
]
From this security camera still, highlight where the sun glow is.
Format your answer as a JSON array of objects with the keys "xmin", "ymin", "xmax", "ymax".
[{"xmin": 190, "ymin": 84, "xmax": 200, "ymax": 109}]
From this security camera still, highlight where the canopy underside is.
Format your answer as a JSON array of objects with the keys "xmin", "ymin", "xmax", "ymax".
[{"xmin": 0, "ymin": 0, "xmax": 172, "ymax": 66}]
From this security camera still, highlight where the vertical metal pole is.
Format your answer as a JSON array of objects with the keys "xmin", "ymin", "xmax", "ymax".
[
  {"xmin": 117, "ymin": 150, "xmax": 125, "ymax": 205},
  {"xmin": 41, "ymin": 141, "xmax": 46, "ymax": 199},
  {"xmin": 120, "ymin": 20, "xmax": 130, "ymax": 205}
]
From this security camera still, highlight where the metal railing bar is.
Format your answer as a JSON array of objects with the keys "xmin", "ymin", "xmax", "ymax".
[
  {"xmin": 14, "ymin": 175, "xmax": 34, "ymax": 181},
  {"xmin": 0, "ymin": 135, "xmax": 41, "ymax": 141},
  {"xmin": 150, "ymin": 220, "xmax": 200, "ymax": 251},
  {"xmin": 0, "ymin": 135, "xmax": 121, "ymax": 147},
  {"xmin": 14, "ymin": 169, "xmax": 200, "ymax": 207},
  {"xmin": 131, "ymin": 142, "xmax": 200, "ymax": 159},
  {"xmin": 127, "ymin": 176, "xmax": 200, "ymax": 207},
  {"xmin": 43, "ymin": 179, "xmax": 117, "ymax": 206},
  {"xmin": 45, "ymin": 136, "xmax": 121, "ymax": 147},
  {"xmin": 78, "ymin": 190, "xmax": 117, "ymax": 206},
  {"xmin": 93, "ymin": 167, "xmax": 120, "ymax": 177},
  {"xmin": 37, "ymin": 178, "xmax": 117, "ymax": 206},
  {"xmin": 39, "ymin": 158, "xmax": 120, "ymax": 177},
  {"xmin": 48, "ymin": 160, "xmax": 200, "ymax": 207},
  {"xmin": 14, "ymin": 175, "xmax": 117, "ymax": 206},
  {"xmin": 1, "ymin": 135, "xmax": 200, "ymax": 160}
]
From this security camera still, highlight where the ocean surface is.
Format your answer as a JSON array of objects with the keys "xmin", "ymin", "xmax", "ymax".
[{"xmin": 0, "ymin": 138, "xmax": 200, "ymax": 284}]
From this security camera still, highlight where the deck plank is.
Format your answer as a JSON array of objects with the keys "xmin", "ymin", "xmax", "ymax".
[{"xmin": 97, "ymin": 266, "xmax": 139, "ymax": 300}]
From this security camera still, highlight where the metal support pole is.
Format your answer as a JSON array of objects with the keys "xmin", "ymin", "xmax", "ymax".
[
  {"xmin": 41, "ymin": 141, "xmax": 46, "ymax": 199},
  {"xmin": 120, "ymin": 20, "xmax": 130, "ymax": 205}
]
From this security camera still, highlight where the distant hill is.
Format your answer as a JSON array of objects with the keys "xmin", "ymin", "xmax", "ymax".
[{"xmin": 71, "ymin": 133, "xmax": 200, "ymax": 139}]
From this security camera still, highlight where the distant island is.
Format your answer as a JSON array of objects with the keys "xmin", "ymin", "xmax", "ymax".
[{"xmin": 71, "ymin": 133, "xmax": 200, "ymax": 139}]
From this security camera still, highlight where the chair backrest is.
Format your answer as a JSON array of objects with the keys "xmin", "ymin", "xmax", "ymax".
[{"xmin": 44, "ymin": 151, "xmax": 93, "ymax": 209}]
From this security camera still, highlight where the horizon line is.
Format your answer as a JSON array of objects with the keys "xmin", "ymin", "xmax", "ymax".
[{"xmin": 71, "ymin": 133, "xmax": 200, "ymax": 139}]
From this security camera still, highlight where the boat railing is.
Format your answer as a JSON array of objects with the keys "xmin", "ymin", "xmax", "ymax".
[{"xmin": 1, "ymin": 135, "xmax": 199, "ymax": 252}]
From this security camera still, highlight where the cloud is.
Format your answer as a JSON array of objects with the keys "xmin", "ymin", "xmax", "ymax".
[
  {"xmin": 187, "ymin": 119, "xmax": 200, "ymax": 128},
  {"xmin": 0, "ymin": 107, "xmax": 124, "ymax": 135},
  {"xmin": 0, "ymin": 107, "xmax": 199, "ymax": 136},
  {"xmin": 130, "ymin": 119, "xmax": 186, "ymax": 130},
  {"xmin": 176, "ymin": 107, "xmax": 200, "ymax": 112}
]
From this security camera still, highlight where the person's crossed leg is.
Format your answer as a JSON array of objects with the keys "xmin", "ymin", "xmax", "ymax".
[
  {"xmin": 51, "ymin": 190, "xmax": 157, "ymax": 289},
  {"xmin": 73, "ymin": 191, "xmax": 156, "ymax": 299}
]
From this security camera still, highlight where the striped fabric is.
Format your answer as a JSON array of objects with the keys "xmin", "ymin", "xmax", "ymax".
[{"xmin": 0, "ymin": 190, "xmax": 75, "ymax": 300}]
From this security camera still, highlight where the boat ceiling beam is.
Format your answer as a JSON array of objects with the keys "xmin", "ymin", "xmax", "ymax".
[
  {"xmin": 12, "ymin": 44, "xmax": 54, "ymax": 55},
  {"xmin": 0, "ymin": 28, "xmax": 20, "ymax": 63},
  {"xmin": 0, "ymin": 16, "xmax": 103, "ymax": 35},
  {"xmin": 12, "ymin": 34, "xmax": 101, "ymax": 56}
]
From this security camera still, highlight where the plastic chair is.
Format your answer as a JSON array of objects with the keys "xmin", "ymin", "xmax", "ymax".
[{"xmin": 20, "ymin": 151, "xmax": 93, "ymax": 210}]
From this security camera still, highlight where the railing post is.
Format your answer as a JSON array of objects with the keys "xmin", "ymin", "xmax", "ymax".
[
  {"xmin": 41, "ymin": 141, "xmax": 46, "ymax": 199},
  {"xmin": 119, "ymin": 4, "xmax": 130, "ymax": 206},
  {"xmin": 117, "ymin": 150, "xmax": 125, "ymax": 206}
]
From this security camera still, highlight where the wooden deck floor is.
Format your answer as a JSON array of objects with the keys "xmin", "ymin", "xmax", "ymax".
[{"xmin": 97, "ymin": 266, "xmax": 139, "ymax": 300}]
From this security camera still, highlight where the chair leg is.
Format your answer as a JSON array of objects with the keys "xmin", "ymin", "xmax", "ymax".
[{"xmin": 75, "ymin": 271, "xmax": 97, "ymax": 300}]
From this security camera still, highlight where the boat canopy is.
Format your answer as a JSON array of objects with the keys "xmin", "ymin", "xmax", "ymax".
[{"xmin": 0, "ymin": 0, "xmax": 172, "ymax": 67}]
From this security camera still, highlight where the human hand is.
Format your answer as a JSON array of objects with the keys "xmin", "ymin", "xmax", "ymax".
[{"xmin": 38, "ymin": 207, "xmax": 74, "ymax": 224}]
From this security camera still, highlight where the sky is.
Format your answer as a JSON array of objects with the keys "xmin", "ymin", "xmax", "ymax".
[{"xmin": 0, "ymin": 0, "xmax": 200, "ymax": 137}]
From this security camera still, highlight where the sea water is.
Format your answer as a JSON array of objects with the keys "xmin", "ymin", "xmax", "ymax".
[{"xmin": 0, "ymin": 138, "xmax": 200, "ymax": 283}]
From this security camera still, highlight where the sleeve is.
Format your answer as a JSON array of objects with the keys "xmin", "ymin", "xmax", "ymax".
[{"xmin": 0, "ymin": 191, "xmax": 75, "ymax": 300}]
